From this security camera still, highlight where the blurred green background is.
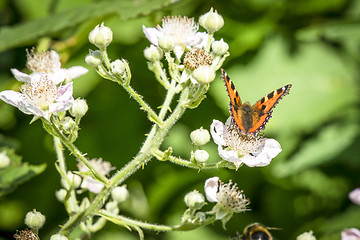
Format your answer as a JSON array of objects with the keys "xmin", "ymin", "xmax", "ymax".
[{"xmin": 0, "ymin": 0, "xmax": 359, "ymax": 239}]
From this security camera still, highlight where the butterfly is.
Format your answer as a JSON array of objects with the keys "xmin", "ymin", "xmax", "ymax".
[{"xmin": 221, "ymin": 68, "xmax": 292, "ymax": 135}]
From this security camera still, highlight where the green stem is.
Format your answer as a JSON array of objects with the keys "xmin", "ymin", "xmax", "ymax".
[
  {"xmin": 122, "ymin": 84, "xmax": 164, "ymax": 126},
  {"xmin": 50, "ymin": 118, "xmax": 109, "ymax": 185},
  {"xmin": 152, "ymin": 148, "xmax": 218, "ymax": 169},
  {"xmin": 57, "ymin": 89, "xmax": 189, "ymax": 236},
  {"xmin": 205, "ymin": 33, "xmax": 214, "ymax": 52},
  {"xmin": 53, "ymin": 136, "xmax": 66, "ymax": 172},
  {"xmin": 98, "ymin": 210, "xmax": 173, "ymax": 232}
]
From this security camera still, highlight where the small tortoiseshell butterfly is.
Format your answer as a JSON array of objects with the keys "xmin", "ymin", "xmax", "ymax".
[{"xmin": 221, "ymin": 68, "xmax": 292, "ymax": 135}]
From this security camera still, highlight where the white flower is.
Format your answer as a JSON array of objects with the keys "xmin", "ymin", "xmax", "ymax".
[
  {"xmin": 349, "ymin": 188, "xmax": 360, "ymax": 205},
  {"xmin": 13, "ymin": 49, "xmax": 88, "ymax": 85},
  {"xmin": 0, "ymin": 73, "xmax": 74, "ymax": 120},
  {"xmin": 143, "ymin": 16, "xmax": 209, "ymax": 58},
  {"xmin": 342, "ymin": 228, "xmax": 360, "ymax": 240},
  {"xmin": 77, "ymin": 158, "xmax": 113, "ymax": 194},
  {"xmin": 210, "ymin": 118, "xmax": 282, "ymax": 168},
  {"xmin": 297, "ymin": 231, "xmax": 317, "ymax": 240},
  {"xmin": 204, "ymin": 177, "xmax": 249, "ymax": 227}
]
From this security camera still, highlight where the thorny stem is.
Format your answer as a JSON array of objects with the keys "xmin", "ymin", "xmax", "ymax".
[{"xmin": 57, "ymin": 78, "xmax": 190, "ymax": 236}]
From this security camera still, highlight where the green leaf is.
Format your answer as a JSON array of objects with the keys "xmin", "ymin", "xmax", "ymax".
[
  {"xmin": 272, "ymin": 122, "xmax": 359, "ymax": 178},
  {"xmin": 0, "ymin": 147, "xmax": 46, "ymax": 196},
  {"xmin": 0, "ymin": 0, "xmax": 175, "ymax": 52}
]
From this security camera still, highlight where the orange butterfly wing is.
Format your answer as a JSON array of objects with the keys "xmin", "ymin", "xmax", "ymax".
[
  {"xmin": 247, "ymin": 84, "xmax": 292, "ymax": 134},
  {"xmin": 220, "ymin": 69, "xmax": 247, "ymax": 133},
  {"xmin": 221, "ymin": 68, "xmax": 292, "ymax": 135}
]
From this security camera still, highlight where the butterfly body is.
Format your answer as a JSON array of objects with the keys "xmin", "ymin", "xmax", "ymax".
[{"xmin": 221, "ymin": 69, "xmax": 292, "ymax": 135}]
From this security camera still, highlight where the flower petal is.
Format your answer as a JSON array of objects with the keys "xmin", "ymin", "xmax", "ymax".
[
  {"xmin": 49, "ymin": 50, "xmax": 61, "ymax": 71},
  {"xmin": 242, "ymin": 138, "xmax": 281, "ymax": 167},
  {"xmin": 81, "ymin": 177, "xmax": 104, "ymax": 194},
  {"xmin": 204, "ymin": 176, "xmax": 219, "ymax": 202},
  {"xmin": 0, "ymin": 90, "xmax": 44, "ymax": 117},
  {"xmin": 49, "ymin": 82, "xmax": 74, "ymax": 113},
  {"xmin": 143, "ymin": 26, "xmax": 161, "ymax": 46},
  {"xmin": 349, "ymin": 188, "xmax": 360, "ymax": 206},
  {"xmin": 341, "ymin": 228, "xmax": 360, "ymax": 240},
  {"xmin": 210, "ymin": 119, "xmax": 227, "ymax": 146},
  {"xmin": 10, "ymin": 69, "xmax": 31, "ymax": 82}
]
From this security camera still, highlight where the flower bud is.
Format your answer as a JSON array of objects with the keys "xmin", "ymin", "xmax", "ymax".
[
  {"xmin": 106, "ymin": 201, "xmax": 119, "ymax": 214},
  {"xmin": 111, "ymin": 185, "xmax": 129, "ymax": 203},
  {"xmin": 144, "ymin": 45, "xmax": 163, "ymax": 61},
  {"xmin": 194, "ymin": 150, "xmax": 209, "ymax": 163},
  {"xmin": 296, "ymin": 231, "xmax": 316, "ymax": 240},
  {"xmin": 50, "ymin": 234, "xmax": 68, "ymax": 240},
  {"xmin": 191, "ymin": 65, "xmax": 216, "ymax": 84},
  {"xmin": 70, "ymin": 98, "xmax": 88, "ymax": 118},
  {"xmin": 85, "ymin": 50, "xmax": 102, "ymax": 67},
  {"xmin": 0, "ymin": 151, "xmax": 10, "ymax": 169},
  {"xmin": 88, "ymin": 23, "xmax": 113, "ymax": 49},
  {"xmin": 111, "ymin": 59, "xmax": 127, "ymax": 76},
  {"xmin": 55, "ymin": 189, "xmax": 67, "ymax": 202},
  {"xmin": 199, "ymin": 8, "xmax": 224, "ymax": 34},
  {"xmin": 158, "ymin": 35, "xmax": 175, "ymax": 52},
  {"xmin": 59, "ymin": 117, "xmax": 77, "ymax": 135},
  {"xmin": 61, "ymin": 171, "xmax": 82, "ymax": 189},
  {"xmin": 25, "ymin": 210, "xmax": 46, "ymax": 230},
  {"xmin": 190, "ymin": 127, "xmax": 210, "ymax": 146},
  {"xmin": 184, "ymin": 190, "xmax": 205, "ymax": 210},
  {"xmin": 211, "ymin": 39, "xmax": 229, "ymax": 55}
]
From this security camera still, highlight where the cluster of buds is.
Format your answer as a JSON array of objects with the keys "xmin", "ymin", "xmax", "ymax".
[
  {"xmin": 86, "ymin": 23, "xmax": 131, "ymax": 85},
  {"xmin": 142, "ymin": 8, "xmax": 228, "ymax": 86},
  {"xmin": 190, "ymin": 127, "xmax": 211, "ymax": 166}
]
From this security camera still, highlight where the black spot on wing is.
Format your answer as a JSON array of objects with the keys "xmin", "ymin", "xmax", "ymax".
[
  {"xmin": 230, "ymin": 81, "xmax": 236, "ymax": 90},
  {"xmin": 268, "ymin": 91, "xmax": 274, "ymax": 99}
]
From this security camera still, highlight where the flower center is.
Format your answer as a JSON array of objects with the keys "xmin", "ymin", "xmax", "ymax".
[
  {"xmin": 20, "ymin": 74, "xmax": 57, "ymax": 110},
  {"xmin": 224, "ymin": 118, "xmax": 263, "ymax": 155},
  {"xmin": 216, "ymin": 180, "xmax": 249, "ymax": 213},
  {"xmin": 184, "ymin": 48, "xmax": 212, "ymax": 70},
  {"xmin": 158, "ymin": 16, "xmax": 199, "ymax": 44},
  {"xmin": 26, "ymin": 48, "xmax": 58, "ymax": 73}
]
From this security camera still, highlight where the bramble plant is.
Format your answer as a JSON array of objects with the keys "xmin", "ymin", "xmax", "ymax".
[
  {"xmin": 4, "ymin": 7, "xmax": 356, "ymax": 240},
  {"xmin": 0, "ymin": 8, "xmax": 282, "ymax": 239}
]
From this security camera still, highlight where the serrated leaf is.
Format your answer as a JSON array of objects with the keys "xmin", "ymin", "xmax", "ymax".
[
  {"xmin": 0, "ymin": 0, "xmax": 175, "ymax": 52},
  {"xmin": 0, "ymin": 147, "xmax": 46, "ymax": 196}
]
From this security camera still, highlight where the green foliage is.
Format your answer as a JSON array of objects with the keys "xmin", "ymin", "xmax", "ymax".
[{"xmin": 0, "ymin": 147, "xmax": 46, "ymax": 196}]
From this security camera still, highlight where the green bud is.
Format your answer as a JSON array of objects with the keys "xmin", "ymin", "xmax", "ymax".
[
  {"xmin": 144, "ymin": 45, "xmax": 163, "ymax": 61},
  {"xmin": 111, "ymin": 59, "xmax": 127, "ymax": 76},
  {"xmin": 70, "ymin": 98, "xmax": 88, "ymax": 118},
  {"xmin": 106, "ymin": 201, "xmax": 119, "ymax": 214},
  {"xmin": 190, "ymin": 127, "xmax": 210, "ymax": 146},
  {"xmin": 88, "ymin": 22, "xmax": 113, "ymax": 49},
  {"xmin": 55, "ymin": 189, "xmax": 67, "ymax": 202},
  {"xmin": 191, "ymin": 65, "xmax": 216, "ymax": 84},
  {"xmin": 0, "ymin": 151, "xmax": 10, "ymax": 169},
  {"xmin": 158, "ymin": 35, "xmax": 175, "ymax": 52},
  {"xmin": 184, "ymin": 190, "xmax": 205, "ymax": 210},
  {"xmin": 50, "ymin": 234, "xmax": 68, "ymax": 240},
  {"xmin": 194, "ymin": 150, "xmax": 209, "ymax": 163},
  {"xmin": 25, "ymin": 209, "xmax": 46, "ymax": 230},
  {"xmin": 61, "ymin": 171, "xmax": 81, "ymax": 189},
  {"xmin": 59, "ymin": 117, "xmax": 77, "ymax": 135},
  {"xmin": 85, "ymin": 50, "xmax": 102, "ymax": 67},
  {"xmin": 199, "ymin": 8, "xmax": 224, "ymax": 34},
  {"xmin": 111, "ymin": 185, "xmax": 129, "ymax": 203},
  {"xmin": 211, "ymin": 39, "xmax": 229, "ymax": 55}
]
